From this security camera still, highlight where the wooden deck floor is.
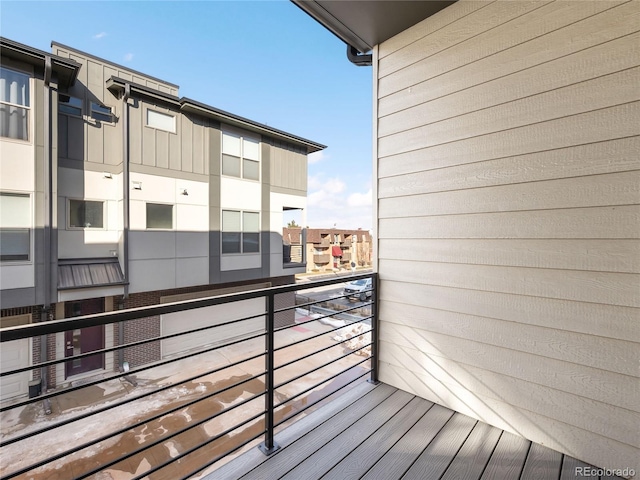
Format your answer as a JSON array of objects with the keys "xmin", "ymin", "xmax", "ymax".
[{"xmin": 208, "ymin": 382, "xmax": 618, "ymax": 480}]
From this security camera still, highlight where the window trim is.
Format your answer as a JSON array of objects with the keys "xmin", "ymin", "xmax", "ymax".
[
  {"xmin": 90, "ymin": 101, "xmax": 114, "ymax": 124},
  {"xmin": 67, "ymin": 198, "xmax": 106, "ymax": 230},
  {"xmin": 221, "ymin": 131, "xmax": 261, "ymax": 181},
  {"xmin": 145, "ymin": 108, "xmax": 176, "ymax": 133},
  {"xmin": 59, "ymin": 94, "xmax": 83, "ymax": 117},
  {"xmin": 221, "ymin": 209, "xmax": 261, "ymax": 255},
  {"xmin": 0, "ymin": 192, "xmax": 32, "ymax": 263},
  {"xmin": 145, "ymin": 202, "xmax": 174, "ymax": 230},
  {"xmin": 0, "ymin": 66, "xmax": 31, "ymax": 142}
]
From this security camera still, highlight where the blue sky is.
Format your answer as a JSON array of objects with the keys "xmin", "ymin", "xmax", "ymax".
[{"xmin": 1, "ymin": 0, "xmax": 373, "ymax": 230}]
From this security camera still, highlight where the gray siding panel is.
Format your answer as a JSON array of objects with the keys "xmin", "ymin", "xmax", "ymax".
[{"xmin": 375, "ymin": 0, "xmax": 640, "ymax": 475}]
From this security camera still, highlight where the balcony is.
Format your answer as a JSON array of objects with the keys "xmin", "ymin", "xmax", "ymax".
[
  {"xmin": 313, "ymin": 253, "xmax": 330, "ymax": 264},
  {"xmin": 0, "ymin": 273, "xmax": 616, "ymax": 480},
  {"xmin": 0, "ymin": 274, "xmax": 376, "ymax": 479}
]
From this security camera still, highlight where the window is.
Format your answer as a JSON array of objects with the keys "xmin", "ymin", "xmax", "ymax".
[
  {"xmin": 90, "ymin": 102, "xmax": 113, "ymax": 122},
  {"xmin": 0, "ymin": 193, "xmax": 30, "ymax": 261},
  {"xmin": 222, "ymin": 132, "xmax": 260, "ymax": 180},
  {"xmin": 147, "ymin": 109, "xmax": 175, "ymax": 133},
  {"xmin": 146, "ymin": 203, "xmax": 173, "ymax": 229},
  {"xmin": 0, "ymin": 67, "xmax": 30, "ymax": 141},
  {"xmin": 69, "ymin": 200, "xmax": 104, "ymax": 228},
  {"xmin": 222, "ymin": 210, "xmax": 260, "ymax": 254},
  {"xmin": 59, "ymin": 94, "xmax": 82, "ymax": 116}
]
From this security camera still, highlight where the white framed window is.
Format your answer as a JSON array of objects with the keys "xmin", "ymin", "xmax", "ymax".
[
  {"xmin": 146, "ymin": 203, "xmax": 173, "ymax": 229},
  {"xmin": 221, "ymin": 209, "xmax": 260, "ymax": 254},
  {"xmin": 0, "ymin": 67, "xmax": 30, "ymax": 141},
  {"xmin": 68, "ymin": 199, "xmax": 105, "ymax": 229},
  {"xmin": 90, "ymin": 102, "xmax": 113, "ymax": 123},
  {"xmin": 222, "ymin": 132, "xmax": 260, "ymax": 181},
  {"xmin": 146, "ymin": 109, "xmax": 176, "ymax": 133},
  {"xmin": 59, "ymin": 94, "xmax": 82, "ymax": 117},
  {"xmin": 0, "ymin": 192, "xmax": 31, "ymax": 262}
]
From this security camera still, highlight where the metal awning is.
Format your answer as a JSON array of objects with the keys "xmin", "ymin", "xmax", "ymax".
[
  {"xmin": 58, "ymin": 258, "xmax": 126, "ymax": 290},
  {"xmin": 332, "ymin": 246, "xmax": 343, "ymax": 257}
]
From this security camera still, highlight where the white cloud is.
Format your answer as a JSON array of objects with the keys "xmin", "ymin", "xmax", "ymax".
[
  {"xmin": 92, "ymin": 32, "xmax": 107, "ymax": 40},
  {"xmin": 123, "ymin": 53, "xmax": 134, "ymax": 62},
  {"xmin": 305, "ymin": 174, "xmax": 372, "ymax": 229},
  {"xmin": 308, "ymin": 151, "xmax": 328, "ymax": 164},
  {"xmin": 347, "ymin": 189, "xmax": 372, "ymax": 207}
]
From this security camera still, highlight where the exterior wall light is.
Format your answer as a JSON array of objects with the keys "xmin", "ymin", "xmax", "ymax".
[
  {"xmin": 103, "ymin": 172, "xmax": 113, "ymax": 179},
  {"xmin": 132, "ymin": 181, "xmax": 142, "ymax": 190},
  {"xmin": 180, "ymin": 188, "xmax": 188, "ymax": 196}
]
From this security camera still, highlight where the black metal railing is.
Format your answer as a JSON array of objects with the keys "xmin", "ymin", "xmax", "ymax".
[{"xmin": 0, "ymin": 273, "xmax": 377, "ymax": 479}]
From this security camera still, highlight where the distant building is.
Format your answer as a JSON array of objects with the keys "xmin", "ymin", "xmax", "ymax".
[{"xmin": 282, "ymin": 227, "xmax": 372, "ymax": 272}]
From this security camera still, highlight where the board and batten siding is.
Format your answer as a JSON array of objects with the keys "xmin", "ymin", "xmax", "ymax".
[{"xmin": 375, "ymin": 0, "xmax": 640, "ymax": 475}]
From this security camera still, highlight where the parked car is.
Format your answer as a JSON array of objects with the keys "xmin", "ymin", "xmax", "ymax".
[{"xmin": 343, "ymin": 278, "xmax": 372, "ymax": 302}]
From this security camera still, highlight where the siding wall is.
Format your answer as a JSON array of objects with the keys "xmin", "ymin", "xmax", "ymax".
[{"xmin": 375, "ymin": 0, "xmax": 640, "ymax": 474}]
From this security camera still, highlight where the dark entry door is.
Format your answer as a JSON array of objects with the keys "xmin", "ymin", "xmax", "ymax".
[{"xmin": 65, "ymin": 298, "xmax": 105, "ymax": 378}]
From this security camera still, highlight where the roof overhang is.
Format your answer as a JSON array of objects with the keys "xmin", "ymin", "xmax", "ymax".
[
  {"xmin": 107, "ymin": 76, "xmax": 326, "ymax": 154},
  {"xmin": 291, "ymin": 1, "xmax": 456, "ymax": 54},
  {"xmin": 0, "ymin": 37, "xmax": 80, "ymax": 88}
]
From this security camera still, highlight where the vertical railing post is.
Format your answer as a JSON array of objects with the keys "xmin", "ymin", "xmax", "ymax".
[
  {"xmin": 259, "ymin": 292, "xmax": 280, "ymax": 455},
  {"xmin": 368, "ymin": 273, "xmax": 380, "ymax": 384}
]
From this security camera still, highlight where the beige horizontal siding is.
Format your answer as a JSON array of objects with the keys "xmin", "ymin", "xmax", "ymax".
[
  {"xmin": 379, "ymin": 280, "xmax": 639, "ymax": 343},
  {"xmin": 378, "ymin": 238, "xmax": 640, "ymax": 273},
  {"xmin": 381, "ymin": 360, "xmax": 639, "ymax": 470},
  {"xmin": 375, "ymin": 0, "xmax": 640, "ymax": 474},
  {"xmin": 378, "ymin": 0, "xmax": 634, "ymax": 97}
]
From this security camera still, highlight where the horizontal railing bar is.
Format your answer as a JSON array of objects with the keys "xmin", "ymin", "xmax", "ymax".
[
  {"xmin": 134, "ymin": 405, "xmax": 268, "ymax": 480},
  {"xmin": 275, "ymin": 328, "xmax": 372, "ymax": 371},
  {"xmin": 0, "ymin": 273, "xmax": 374, "ymax": 342},
  {"xmin": 2, "ymin": 375, "xmax": 267, "ymax": 480},
  {"xmin": 274, "ymin": 359, "xmax": 372, "ymax": 414},
  {"xmin": 76, "ymin": 385, "xmax": 269, "ymax": 480},
  {"xmin": 274, "ymin": 315, "xmax": 373, "ymax": 353},
  {"xmin": 1, "ymin": 311, "xmax": 267, "ymax": 378},
  {"xmin": 274, "ymin": 342, "xmax": 372, "ymax": 391},
  {"xmin": 278, "ymin": 301, "xmax": 370, "ymax": 331},
  {"xmin": 0, "ymin": 351, "xmax": 267, "ymax": 446},
  {"xmin": 0, "ymin": 328, "xmax": 268, "ymax": 413},
  {"xmin": 274, "ymin": 367, "xmax": 372, "ymax": 429}
]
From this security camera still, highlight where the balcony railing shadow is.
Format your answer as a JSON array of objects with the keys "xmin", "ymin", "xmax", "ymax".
[{"xmin": 0, "ymin": 273, "xmax": 377, "ymax": 479}]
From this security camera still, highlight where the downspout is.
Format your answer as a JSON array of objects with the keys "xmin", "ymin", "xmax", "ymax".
[
  {"xmin": 347, "ymin": 45, "xmax": 372, "ymax": 66},
  {"xmin": 119, "ymin": 83, "xmax": 131, "ymax": 369},
  {"xmin": 41, "ymin": 55, "xmax": 53, "ymax": 391}
]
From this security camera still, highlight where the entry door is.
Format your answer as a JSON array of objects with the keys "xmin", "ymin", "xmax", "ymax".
[{"xmin": 65, "ymin": 298, "xmax": 105, "ymax": 378}]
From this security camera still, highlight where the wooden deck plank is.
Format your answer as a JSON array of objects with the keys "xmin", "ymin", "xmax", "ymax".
[
  {"xmin": 360, "ymin": 403, "xmax": 454, "ymax": 480},
  {"xmin": 560, "ymin": 455, "xmax": 592, "ymax": 479},
  {"xmin": 402, "ymin": 413, "xmax": 478, "ymax": 480},
  {"xmin": 207, "ymin": 381, "xmax": 381, "ymax": 480},
  {"xmin": 322, "ymin": 396, "xmax": 434, "ymax": 480},
  {"xmin": 237, "ymin": 383, "xmax": 397, "ymax": 479},
  {"xmin": 279, "ymin": 389, "xmax": 416, "ymax": 479},
  {"xmin": 440, "ymin": 421, "xmax": 503, "ymax": 480},
  {"xmin": 520, "ymin": 442, "xmax": 563, "ymax": 480},
  {"xmin": 212, "ymin": 383, "xmax": 622, "ymax": 480},
  {"xmin": 480, "ymin": 431, "xmax": 530, "ymax": 479}
]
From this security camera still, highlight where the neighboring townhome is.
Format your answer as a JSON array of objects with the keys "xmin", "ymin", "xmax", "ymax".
[{"xmin": 0, "ymin": 37, "xmax": 324, "ymax": 400}]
